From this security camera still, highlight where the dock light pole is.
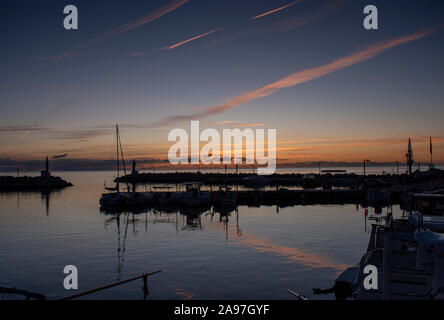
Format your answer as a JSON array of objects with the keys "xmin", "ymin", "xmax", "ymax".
[
  {"xmin": 406, "ymin": 138, "xmax": 414, "ymax": 175},
  {"xmin": 363, "ymin": 159, "xmax": 370, "ymax": 176},
  {"xmin": 430, "ymin": 136, "xmax": 433, "ymax": 167},
  {"xmin": 396, "ymin": 161, "xmax": 399, "ymax": 175}
]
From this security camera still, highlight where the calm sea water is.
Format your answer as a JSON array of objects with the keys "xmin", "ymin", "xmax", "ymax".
[{"xmin": 0, "ymin": 169, "xmax": 408, "ymax": 300}]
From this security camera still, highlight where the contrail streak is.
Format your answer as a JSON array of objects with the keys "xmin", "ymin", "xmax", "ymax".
[
  {"xmin": 130, "ymin": 27, "xmax": 224, "ymax": 56},
  {"xmin": 20, "ymin": 0, "xmax": 189, "ymax": 76},
  {"xmin": 166, "ymin": 27, "xmax": 224, "ymax": 49},
  {"xmin": 151, "ymin": 25, "xmax": 443, "ymax": 127},
  {"xmin": 271, "ymin": 0, "xmax": 351, "ymax": 32},
  {"xmin": 206, "ymin": 0, "xmax": 350, "ymax": 49},
  {"xmin": 21, "ymin": 91, "xmax": 96, "ymax": 140},
  {"xmin": 252, "ymin": 0, "xmax": 303, "ymax": 20},
  {"xmin": 82, "ymin": 0, "xmax": 189, "ymax": 48},
  {"xmin": 25, "ymin": 53, "xmax": 98, "ymax": 62},
  {"xmin": 130, "ymin": 47, "xmax": 164, "ymax": 57}
]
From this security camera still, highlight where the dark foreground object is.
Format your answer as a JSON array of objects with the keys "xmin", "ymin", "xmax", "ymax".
[
  {"xmin": 0, "ymin": 175, "xmax": 73, "ymax": 191},
  {"xmin": 2, "ymin": 300, "xmax": 441, "ymax": 320},
  {"xmin": 0, "ymin": 287, "xmax": 46, "ymax": 300}
]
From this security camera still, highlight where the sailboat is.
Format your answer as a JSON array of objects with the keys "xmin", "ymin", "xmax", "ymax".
[{"xmin": 99, "ymin": 125, "xmax": 154, "ymax": 208}]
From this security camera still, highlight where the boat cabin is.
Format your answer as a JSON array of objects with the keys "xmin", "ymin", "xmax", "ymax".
[{"xmin": 412, "ymin": 192, "xmax": 444, "ymax": 215}]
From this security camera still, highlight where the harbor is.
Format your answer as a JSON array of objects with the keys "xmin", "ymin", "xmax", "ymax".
[
  {"xmin": 92, "ymin": 126, "xmax": 442, "ymax": 213},
  {"xmin": 110, "ymin": 169, "xmax": 443, "ymax": 207},
  {"xmin": 3, "ymin": 169, "xmax": 444, "ymax": 300},
  {"xmin": 2, "ymin": 128, "xmax": 443, "ymax": 300},
  {"xmin": 0, "ymin": 173, "xmax": 391, "ymax": 300},
  {"xmin": 2, "ymin": 0, "xmax": 444, "ymax": 305}
]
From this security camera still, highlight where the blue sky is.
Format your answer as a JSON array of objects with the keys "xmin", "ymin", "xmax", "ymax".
[{"xmin": 0, "ymin": 0, "xmax": 443, "ymax": 163}]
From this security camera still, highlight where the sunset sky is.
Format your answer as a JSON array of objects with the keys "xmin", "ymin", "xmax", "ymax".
[{"xmin": 1, "ymin": 0, "xmax": 444, "ymax": 167}]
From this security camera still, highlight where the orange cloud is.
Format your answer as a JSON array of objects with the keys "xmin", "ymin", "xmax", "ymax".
[
  {"xmin": 152, "ymin": 25, "xmax": 443, "ymax": 127},
  {"xmin": 252, "ymin": 0, "xmax": 303, "ymax": 20},
  {"xmin": 215, "ymin": 121, "xmax": 265, "ymax": 127}
]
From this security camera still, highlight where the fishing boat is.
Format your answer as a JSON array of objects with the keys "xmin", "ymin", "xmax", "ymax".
[
  {"xmin": 100, "ymin": 125, "xmax": 154, "ymax": 208},
  {"xmin": 323, "ymin": 208, "xmax": 444, "ymax": 300},
  {"xmin": 408, "ymin": 192, "xmax": 444, "ymax": 233}
]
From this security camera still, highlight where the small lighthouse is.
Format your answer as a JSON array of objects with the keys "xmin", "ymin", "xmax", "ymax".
[{"xmin": 41, "ymin": 156, "xmax": 51, "ymax": 177}]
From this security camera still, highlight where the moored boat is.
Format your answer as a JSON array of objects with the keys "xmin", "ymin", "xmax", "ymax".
[
  {"xmin": 316, "ymin": 194, "xmax": 444, "ymax": 300},
  {"xmin": 180, "ymin": 182, "xmax": 210, "ymax": 207},
  {"xmin": 212, "ymin": 186, "xmax": 237, "ymax": 206},
  {"xmin": 100, "ymin": 125, "xmax": 154, "ymax": 208}
]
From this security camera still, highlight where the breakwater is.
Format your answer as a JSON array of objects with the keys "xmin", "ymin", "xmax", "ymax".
[
  {"xmin": 116, "ymin": 169, "xmax": 443, "ymax": 190},
  {"xmin": 0, "ymin": 175, "xmax": 73, "ymax": 191}
]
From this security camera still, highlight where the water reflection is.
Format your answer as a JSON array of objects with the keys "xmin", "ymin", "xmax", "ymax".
[
  {"xmin": 100, "ymin": 203, "xmax": 379, "ymax": 280},
  {"xmin": 1, "ymin": 173, "xmax": 401, "ymax": 300},
  {"xmin": 9, "ymin": 186, "xmax": 393, "ymax": 276},
  {"xmin": 6, "ymin": 190, "xmax": 58, "ymax": 216}
]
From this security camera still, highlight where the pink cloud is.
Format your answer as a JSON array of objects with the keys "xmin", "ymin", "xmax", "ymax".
[{"xmin": 152, "ymin": 25, "xmax": 443, "ymax": 127}]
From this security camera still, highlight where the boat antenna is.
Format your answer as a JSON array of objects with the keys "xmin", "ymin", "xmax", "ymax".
[
  {"xmin": 405, "ymin": 138, "xmax": 414, "ymax": 175},
  {"xmin": 116, "ymin": 124, "xmax": 120, "ymax": 192},
  {"xmin": 430, "ymin": 136, "xmax": 433, "ymax": 168}
]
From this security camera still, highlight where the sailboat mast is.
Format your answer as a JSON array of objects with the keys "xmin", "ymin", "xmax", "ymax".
[
  {"xmin": 118, "ymin": 128, "xmax": 129, "ymax": 192},
  {"xmin": 116, "ymin": 124, "xmax": 120, "ymax": 192}
]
